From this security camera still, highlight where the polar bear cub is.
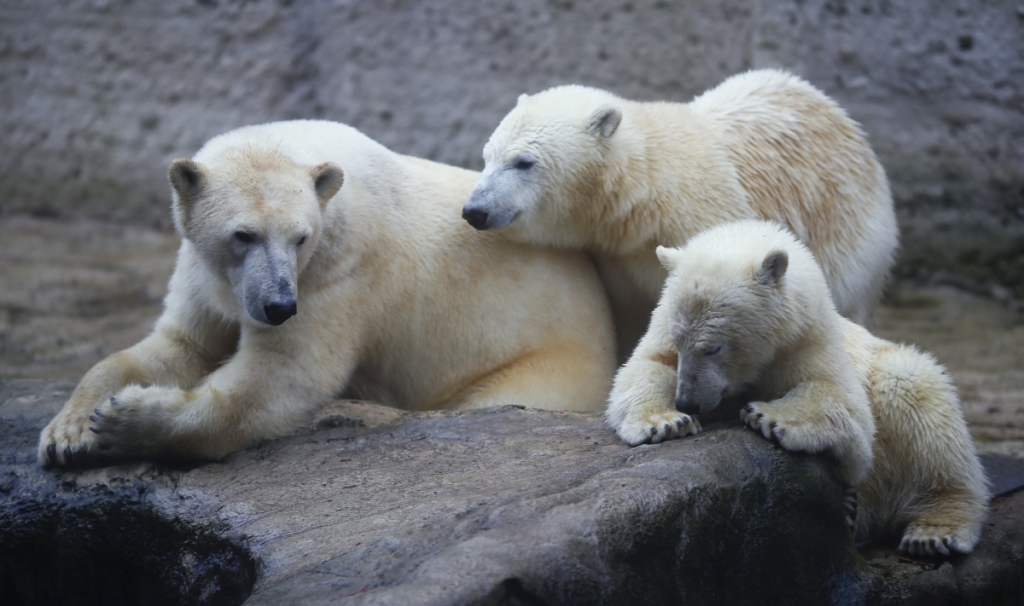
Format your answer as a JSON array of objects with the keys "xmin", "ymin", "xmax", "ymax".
[
  {"xmin": 463, "ymin": 69, "xmax": 898, "ymax": 355},
  {"xmin": 39, "ymin": 120, "xmax": 616, "ymax": 467},
  {"xmin": 608, "ymin": 220, "xmax": 988, "ymax": 557}
]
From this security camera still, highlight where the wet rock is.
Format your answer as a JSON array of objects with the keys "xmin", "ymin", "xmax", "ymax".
[{"xmin": 1, "ymin": 378, "xmax": 1021, "ymax": 605}]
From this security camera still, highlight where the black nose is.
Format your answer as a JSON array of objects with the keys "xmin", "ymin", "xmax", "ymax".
[
  {"xmin": 675, "ymin": 396, "xmax": 700, "ymax": 416},
  {"xmin": 462, "ymin": 206, "xmax": 490, "ymax": 230},
  {"xmin": 264, "ymin": 301, "xmax": 297, "ymax": 326}
]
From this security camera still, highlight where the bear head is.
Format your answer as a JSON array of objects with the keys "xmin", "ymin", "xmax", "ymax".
[
  {"xmin": 655, "ymin": 220, "xmax": 809, "ymax": 416},
  {"xmin": 462, "ymin": 85, "xmax": 625, "ymax": 249},
  {"xmin": 168, "ymin": 148, "xmax": 344, "ymax": 327}
]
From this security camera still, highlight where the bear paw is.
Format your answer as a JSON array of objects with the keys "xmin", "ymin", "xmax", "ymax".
[
  {"xmin": 741, "ymin": 402, "xmax": 814, "ymax": 452},
  {"xmin": 88, "ymin": 384, "xmax": 182, "ymax": 457},
  {"xmin": 899, "ymin": 524, "xmax": 977, "ymax": 558},
  {"xmin": 38, "ymin": 406, "xmax": 100, "ymax": 467},
  {"xmin": 616, "ymin": 410, "xmax": 701, "ymax": 446}
]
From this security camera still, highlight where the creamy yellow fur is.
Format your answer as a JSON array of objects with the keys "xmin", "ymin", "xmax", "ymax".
[
  {"xmin": 38, "ymin": 120, "xmax": 616, "ymax": 466},
  {"xmin": 465, "ymin": 69, "xmax": 898, "ymax": 356},
  {"xmin": 608, "ymin": 220, "xmax": 988, "ymax": 557}
]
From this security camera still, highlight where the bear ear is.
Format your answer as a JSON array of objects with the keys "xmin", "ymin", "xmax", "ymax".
[
  {"xmin": 310, "ymin": 162, "xmax": 344, "ymax": 210},
  {"xmin": 587, "ymin": 105, "xmax": 622, "ymax": 139},
  {"xmin": 656, "ymin": 245, "xmax": 682, "ymax": 272},
  {"xmin": 757, "ymin": 249, "xmax": 789, "ymax": 287},
  {"xmin": 168, "ymin": 158, "xmax": 206, "ymax": 237},
  {"xmin": 169, "ymin": 158, "xmax": 205, "ymax": 199},
  {"xmin": 517, "ymin": 93, "xmax": 529, "ymax": 105}
]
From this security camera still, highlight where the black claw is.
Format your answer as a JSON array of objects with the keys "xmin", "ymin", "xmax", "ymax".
[
  {"xmin": 756, "ymin": 412, "xmax": 764, "ymax": 419},
  {"xmin": 676, "ymin": 419, "xmax": 684, "ymax": 429},
  {"xmin": 769, "ymin": 421, "xmax": 778, "ymax": 429},
  {"xmin": 663, "ymin": 423, "xmax": 671, "ymax": 433},
  {"xmin": 46, "ymin": 443, "xmax": 57, "ymax": 464},
  {"xmin": 109, "ymin": 397, "xmax": 121, "ymax": 407},
  {"xmin": 649, "ymin": 427, "xmax": 658, "ymax": 436},
  {"xmin": 89, "ymin": 427, "xmax": 103, "ymax": 435},
  {"xmin": 744, "ymin": 404, "xmax": 754, "ymax": 413},
  {"xmin": 89, "ymin": 415, "xmax": 98, "ymax": 423}
]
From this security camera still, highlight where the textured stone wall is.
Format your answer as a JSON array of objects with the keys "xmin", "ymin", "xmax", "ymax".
[{"xmin": 1, "ymin": 0, "xmax": 1022, "ymax": 295}]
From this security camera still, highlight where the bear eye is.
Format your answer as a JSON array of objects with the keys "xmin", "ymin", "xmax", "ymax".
[
  {"xmin": 705, "ymin": 344, "xmax": 722, "ymax": 356},
  {"xmin": 513, "ymin": 158, "xmax": 535, "ymax": 170},
  {"xmin": 296, "ymin": 236, "xmax": 307, "ymax": 247},
  {"xmin": 233, "ymin": 231, "xmax": 255, "ymax": 244}
]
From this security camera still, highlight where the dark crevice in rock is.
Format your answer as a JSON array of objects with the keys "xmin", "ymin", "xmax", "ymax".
[{"xmin": 0, "ymin": 495, "xmax": 255, "ymax": 606}]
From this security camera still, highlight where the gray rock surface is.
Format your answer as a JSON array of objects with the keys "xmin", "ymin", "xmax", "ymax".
[
  {"xmin": 2, "ymin": 378, "xmax": 1022, "ymax": 605},
  {"xmin": 1, "ymin": 0, "xmax": 1022, "ymax": 298}
]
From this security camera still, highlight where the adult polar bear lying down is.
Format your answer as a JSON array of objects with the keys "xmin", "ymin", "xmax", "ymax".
[
  {"xmin": 39, "ymin": 120, "xmax": 616, "ymax": 467},
  {"xmin": 463, "ymin": 69, "xmax": 898, "ymax": 357},
  {"xmin": 608, "ymin": 220, "xmax": 988, "ymax": 557}
]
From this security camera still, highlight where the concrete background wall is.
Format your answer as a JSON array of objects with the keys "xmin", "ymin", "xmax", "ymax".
[{"xmin": 1, "ymin": 0, "xmax": 1022, "ymax": 297}]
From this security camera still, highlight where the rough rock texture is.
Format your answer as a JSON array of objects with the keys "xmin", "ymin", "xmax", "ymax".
[
  {"xmin": 1, "ymin": 0, "xmax": 1022, "ymax": 298},
  {"xmin": 3, "ymin": 379, "xmax": 1022, "ymax": 605}
]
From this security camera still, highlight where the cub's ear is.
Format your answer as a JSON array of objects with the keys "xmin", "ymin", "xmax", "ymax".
[
  {"xmin": 310, "ymin": 162, "xmax": 344, "ymax": 210},
  {"xmin": 517, "ymin": 93, "xmax": 529, "ymax": 105},
  {"xmin": 656, "ymin": 245, "xmax": 682, "ymax": 272},
  {"xmin": 757, "ymin": 249, "xmax": 789, "ymax": 287},
  {"xmin": 587, "ymin": 105, "xmax": 622, "ymax": 139},
  {"xmin": 168, "ymin": 158, "xmax": 206, "ymax": 237}
]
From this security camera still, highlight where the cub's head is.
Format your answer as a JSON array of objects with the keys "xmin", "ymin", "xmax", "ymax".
[
  {"xmin": 655, "ymin": 221, "xmax": 802, "ymax": 416},
  {"xmin": 168, "ymin": 148, "xmax": 344, "ymax": 327},
  {"xmin": 462, "ymin": 85, "xmax": 625, "ymax": 248}
]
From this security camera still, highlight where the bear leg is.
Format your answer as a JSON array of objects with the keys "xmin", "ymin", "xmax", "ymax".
[
  {"xmin": 38, "ymin": 321, "xmax": 232, "ymax": 467},
  {"xmin": 607, "ymin": 357, "xmax": 700, "ymax": 446},
  {"xmin": 741, "ymin": 378, "xmax": 874, "ymax": 486}
]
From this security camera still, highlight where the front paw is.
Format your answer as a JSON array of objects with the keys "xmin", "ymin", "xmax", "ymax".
[
  {"xmin": 741, "ymin": 402, "xmax": 810, "ymax": 452},
  {"xmin": 38, "ymin": 407, "xmax": 100, "ymax": 467},
  {"xmin": 616, "ymin": 409, "xmax": 701, "ymax": 446},
  {"xmin": 742, "ymin": 401, "xmax": 779, "ymax": 439},
  {"xmin": 89, "ymin": 385, "xmax": 180, "ymax": 457}
]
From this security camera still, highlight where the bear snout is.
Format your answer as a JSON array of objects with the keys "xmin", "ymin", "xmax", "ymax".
[
  {"xmin": 462, "ymin": 206, "xmax": 491, "ymax": 231},
  {"xmin": 675, "ymin": 395, "xmax": 700, "ymax": 416},
  {"xmin": 264, "ymin": 300, "xmax": 298, "ymax": 326}
]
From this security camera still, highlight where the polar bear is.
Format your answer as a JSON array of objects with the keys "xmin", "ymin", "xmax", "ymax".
[
  {"xmin": 38, "ymin": 120, "xmax": 617, "ymax": 467},
  {"xmin": 608, "ymin": 220, "xmax": 989, "ymax": 557},
  {"xmin": 463, "ymin": 69, "xmax": 898, "ymax": 356}
]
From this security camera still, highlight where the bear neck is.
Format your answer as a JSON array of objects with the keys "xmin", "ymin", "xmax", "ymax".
[{"xmin": 586, "ymin": 101, "xmax": 750, "ymax": 257}]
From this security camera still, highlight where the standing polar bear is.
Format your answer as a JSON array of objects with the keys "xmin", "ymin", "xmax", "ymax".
[
  {"xmin": 38, "ymin": 120, "xmax": 617, "ymax": 467},
  {"xmin": 608, "ymin": 220, "xmax": 988, "ymax": 557},
  {"xmin": 463, "ymin": 69, "xmax": 898, "ymax": 355}
]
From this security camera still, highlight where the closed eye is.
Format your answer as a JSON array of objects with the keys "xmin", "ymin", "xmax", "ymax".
[
  {"xmin": 297, "ymin": 236, "xmax": 307, "ymax": 247},
  {"xmin": 234, "ymin": 231, "xmax": 255, "ymax": 244},
  {"xmin": 705, "ymin": 345, "xmax": 722, "ymax": 356},
  {"xmin": 513, "ymin": 158, "xmax": 535, "ymax": 170}
]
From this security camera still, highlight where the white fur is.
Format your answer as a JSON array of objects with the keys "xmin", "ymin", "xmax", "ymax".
[
  {"xmin": 39, "ymin": 120, "xmax": 617, "ymax": 465},
  {"xmin": 464, "ymin": 70, "xmax": 898, "ymax": 356},
  {"xmin": 609, "ymin": 219, "xmax": 989, "ymax": 557}
]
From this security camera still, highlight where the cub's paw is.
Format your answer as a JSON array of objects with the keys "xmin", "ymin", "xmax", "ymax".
[
  {"xmin": 38, "ymin": 407, "xmax": 100, "ymax": 467},
  {"xmin": 899, "ymin": 524, "xmax": 977, "ymax": 558},
  {"xmin": 616, "ymin": 409, "xmax": 701, "ymax": 446},
  {"xmin": 741, "ymin": 402, "xmax": 814, "ymax": 453}
]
